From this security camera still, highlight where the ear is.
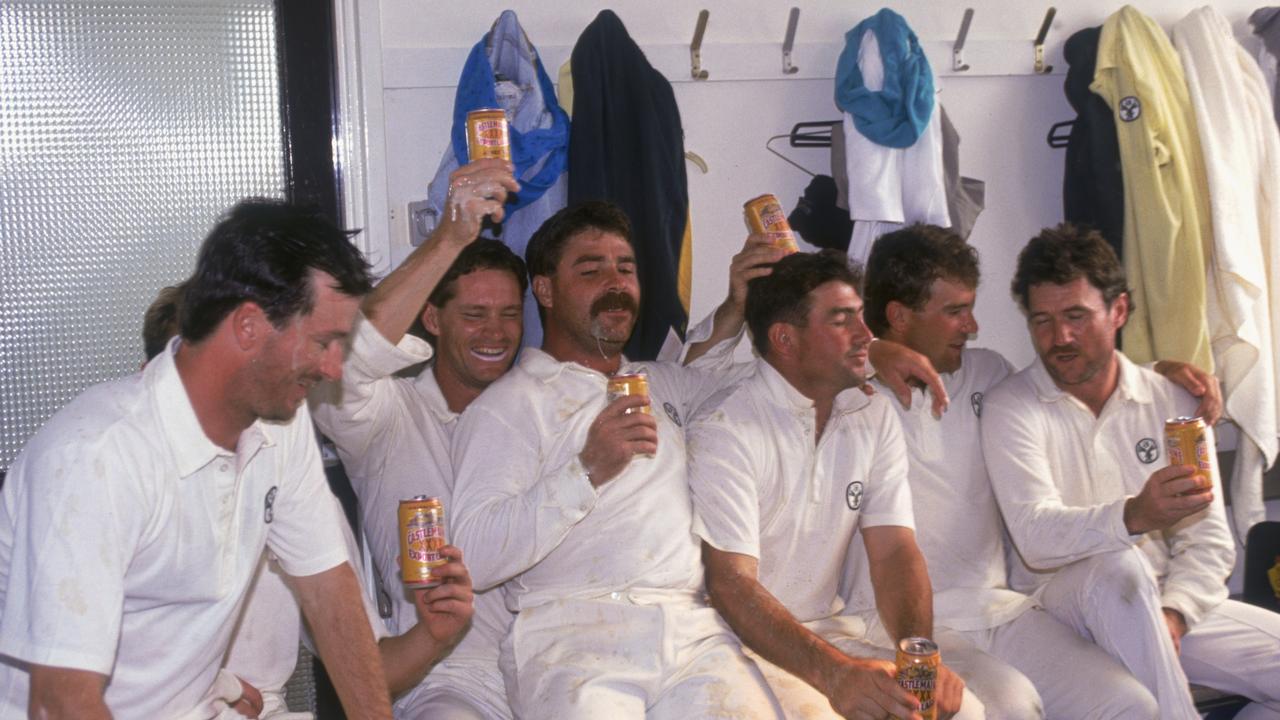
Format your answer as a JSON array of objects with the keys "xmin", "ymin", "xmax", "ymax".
[
  {"xmin": 532, "ymin": 274, "xmax": 553, "ymax": 310},
  {"xmin": 767, "ymin": 322, "xmax": 795, "ymax": 359},
  {"xmin": 229, "ymin": 302, "xmax": 269, "ymax": 351},
  {"xmin": 885, "ymin": 299, "xmax": 910, "ymax": 334},
  {"xmin": 422, "ymin": 303, "xmax": 442, "ymax": 337},
  {"xmin": 1110, "ymin": 291, "xmax": 1130, "ymax": 330}
]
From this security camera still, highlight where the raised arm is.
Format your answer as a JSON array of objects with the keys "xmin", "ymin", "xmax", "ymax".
[
  {"xmin": 703, "ymin": 545, "xmax": 920, "ymax": 719},
  {"xmin": 683, "ymin": 233, "xmax": 785, "ymax": 364},
  {"xmin": 362, "ymin": 159, "xmax": 518, "ymax": 345},
  {"xmin": 290, "ymin": 563, "xmax": 393, "ymax": 719}
]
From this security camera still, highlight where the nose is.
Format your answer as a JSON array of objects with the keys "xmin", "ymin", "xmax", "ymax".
[
  {"xmin": 962, "ymin": 311, "xmax": 979, "ymax": 335},
  {"xmin": 1051, "ymin": 318, "xmax": 1073, "ymax": 346},
  {"xmin": 853, "ymin": 312, "xmax": 872, "ymax": 344},
  {"xmin": 319, "ymin": 340, "xmax": 344, "ymax": 381}
]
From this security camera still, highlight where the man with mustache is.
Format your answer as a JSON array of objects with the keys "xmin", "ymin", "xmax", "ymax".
[
  {"xmin": 450, "ymin": 200, "xmax": 788, "ymax": 719},
  {"xmin": 981, "ymin": 225, "xmax": 1280, "ymax": 718},
  {"xmin": 688, "ymin": 250, "xmax": 975, "ymax": 720}
]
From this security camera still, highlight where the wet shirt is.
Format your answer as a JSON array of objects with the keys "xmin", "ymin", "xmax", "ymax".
[
  {"xmin": 871, "ymin": 348, "xmax": 1035, "ymax": 631},
  {"xmin": 0, "ymin": 340, "xmax": 348, "ymax": 719},
  {"xmin": 688, "ymin": 359, "xmax": 915, "ymax": 623},
  {"xmin": 982, "ymin": 353, "xmax": 1235, "ymax": 626}
]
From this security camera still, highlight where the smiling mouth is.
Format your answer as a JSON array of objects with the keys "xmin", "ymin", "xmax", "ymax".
[{"xmin": 470, "ymin": 346, "xmax": 509, "ymax": 362}]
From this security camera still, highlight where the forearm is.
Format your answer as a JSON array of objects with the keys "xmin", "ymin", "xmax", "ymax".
[
  {"xmin": 378, "ymin": 623, "xmax": 448, "ymax": 699},
  {"xmin": 294, "ymin": 564, "xmax": 393, "ymax": 719},
  {"xmin": 28, "ymin": 665, "xmax": 111, "ymax": 720},
  {"xmin": 868, "ymin": 542, "xmax": 933, "ymax": 641},
  {"xmin": 683, "ymin": 297, "xmax": 744, "ymax": 365},
  {"xmin": 361, "ymin": 227, "xmax": 470, "ymax": 345}
]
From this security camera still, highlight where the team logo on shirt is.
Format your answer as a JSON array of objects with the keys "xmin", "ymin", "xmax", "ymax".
[
  {"xmin": 663, "ymin": 401, "xmax": 682, "ymax": 427},
  {"xmin": 970, "ymin": 392, "xmax": 984, "ymax": 417},
  {"xmin": 1119, "ymin": 96, "xmax": 1142, "ymax": 122},
  {"xmin": 846, "ymin": 481, "xmax": 864, "ymax": 511},
  {"xmin": 1135, "ymin": 438, "xmax": 1160, "ymax": 464},
  {"xmin": 264, "ymin": 486, "xmax": 278, "ymax": 523}
]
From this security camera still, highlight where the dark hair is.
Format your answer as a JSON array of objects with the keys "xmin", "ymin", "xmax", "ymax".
[
  {"xmin": 1011, "ymin": 223, "xmax": 1130, "ymax": 313},
  {"xmin": 525, "ymin": 201, "xmax": 632, "ymax": 280},
  {"xmin": 180, "ymin": 199, "xmax": 373, "ymax": 342},
  {"xmin": 428, "ymin": 239, "xmax": 528, "ymax": 308},
  {"xmin": 745, "ymin": 250, "xmax": 864, "ymax": 357},
  {"xmin": 863, "ymin": 223, "xmax": 979, "ymax": 336},
  {"xmin": 143, "ymin": 281, "xmax": 186, "ymax": 360}
]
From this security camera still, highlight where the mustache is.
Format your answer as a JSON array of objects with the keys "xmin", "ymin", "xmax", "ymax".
[{"xmin": 590, "ymin": 290, "xmax": 639, "ymax": 316}]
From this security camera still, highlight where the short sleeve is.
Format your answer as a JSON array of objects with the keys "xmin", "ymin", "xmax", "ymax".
[
  {"xmin": 687, "ymin": 412, "xmax": 764, "ymax": 559},
  {"xmin": 264, "ymin": 408, "xmax": 350, "ymax": 578},
  {"xmin": 856, "ymin": 401, "xmax": 915, "ymax": 530}
]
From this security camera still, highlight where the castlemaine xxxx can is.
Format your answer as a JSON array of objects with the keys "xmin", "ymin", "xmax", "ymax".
[
  {"xmin": 743, "ymin": 193, "xmax": 799, "ymax": 254},
  {"xmin": 1165, "ymin": 416, "xmax": 1214, "ymax": 489},
  {"xmin": 607, "ymin": 373, "xmax": 651, "ymax": 415},
  {"xmin": 465, "ymin": 108, "xmax": 511, "ymax": 162},
  {"xmin": 399, "ymin": 496, "xmax": 447, "ymax": 588},
  {"xmin": 893, "ymin": 637, "xmax": 939, "ymax": 720}
]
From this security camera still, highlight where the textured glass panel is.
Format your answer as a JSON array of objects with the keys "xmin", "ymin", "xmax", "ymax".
[{"xmin": 1, "ymin": 1, "xmax": 284, "ymax": 468}]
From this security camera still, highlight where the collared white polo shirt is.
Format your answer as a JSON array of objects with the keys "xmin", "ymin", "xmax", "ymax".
[
  {"xmin": 0, "ymin": 339, "xmax": 348, "ymax": 719},
  {"xmin": 689, "ymin": 358, "xmax": 915, "ymax": 623},
  {"xmin": 982, "ymin": 353, "xmax": 1235, "ymax": 626}
]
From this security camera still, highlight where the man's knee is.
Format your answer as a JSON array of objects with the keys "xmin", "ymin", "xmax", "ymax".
[
  {"xmin": 1075, "ymin": 550, "xmax": 1159, "ymax": 609},
  {"xmin": 1085, "ymin": 674, "xmax": 1159, "ymax": 720}
]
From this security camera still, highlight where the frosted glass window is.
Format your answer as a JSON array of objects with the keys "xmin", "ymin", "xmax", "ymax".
[{"xmin": 1, "ymin": 1, "xmax": 285, "ymax": 468}]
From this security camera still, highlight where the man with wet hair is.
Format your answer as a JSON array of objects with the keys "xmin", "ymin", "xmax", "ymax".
[
  {"xmin": 0, "ymin": 200, "xmax": 393, "ymax": 719},
  {"xmin": 983, "ymin": 224, "xmax": 1280, "ymax": 718},
  {"xmin": 451, "ymin": 200, "xmax": 787, "ymax": 719}
]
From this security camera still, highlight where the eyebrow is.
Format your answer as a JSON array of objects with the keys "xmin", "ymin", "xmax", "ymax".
[{"xmin": 570, "ymin": 254, "xmax": 636, "ymax": 267}]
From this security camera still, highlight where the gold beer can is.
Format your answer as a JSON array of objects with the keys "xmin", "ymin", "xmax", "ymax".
[
  {"xmin": 607, "ymin": 373, "xmax": 651, "ymax": 415},
  {"xmin": 465, "ymin": 108, "xmax": 511, "ymax": 162},
  {"xmin": 399, "ymin": 495, "xmax": 447, "ymax": 588},
  {"xmin": 743, "ymin": 193, "xmax": 799, "ymax": 254},
  {"xmin": 1165, "ymin": 416, "xmax": 1214, "ymax": 489},
  {"xmin": 893, "ymin": 637, "xmax": 939, "ymax": 720}
]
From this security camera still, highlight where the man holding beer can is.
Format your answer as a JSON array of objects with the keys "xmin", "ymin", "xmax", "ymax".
[
  {"xmin": 687, "ymin": 250, "xmax": 974, "ymax": 720},
  {"xmin": 982, "ymin": 225, "xmax": 1280, "ymax": 718}
]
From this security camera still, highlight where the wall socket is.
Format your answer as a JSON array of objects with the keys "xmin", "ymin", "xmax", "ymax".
[{"xmin": 407, "ymin": 200, "xmax": 437, "ymax": 247}]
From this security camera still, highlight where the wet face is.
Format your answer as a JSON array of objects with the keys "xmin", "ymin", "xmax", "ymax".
[
  {"xmin": 1026, "ymin": 275, "xmax": 1127, "ymax": 389},
  {"xmin": 898, "ymin": 277, "xmax": 978, "ymax": 375},
  {"xmin": 538, "ymin": 228, "xmax": 641, "ymax": 351},
  {"xmin": 788, "ymin": 280, "xmax": 873, "ymax": 393},
  {"xmin": 249, "ymin": 271, "xmax": 360, "ymax": 422},
  {"xmin": 425, "ymin": 267, "xmax": 523, "ymax": 392}
]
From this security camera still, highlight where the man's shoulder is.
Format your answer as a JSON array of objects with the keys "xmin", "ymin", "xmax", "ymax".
[
  {"xmin": 961, "ymin": 348, "xmax": 1016, "ymax": 387},
  {"xmin": 981, "ymin": 362, "xmax": 1040, "ymax": 412}
]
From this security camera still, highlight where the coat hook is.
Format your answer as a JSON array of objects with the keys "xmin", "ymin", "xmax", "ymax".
[
  {"xmin": 952, "ymin": 8, "xmax": 974, "ymax": 72},
  {"xmin": 1034, "ymin": 7, "xmax": 1056, "ymax": 74},
  {"xmin": 691, "ymin": 9, "xmax": 710, "ymax": 80},
  {"xmin": 782, "ymin": 7, "xmax": 801, "ymax": 75}
]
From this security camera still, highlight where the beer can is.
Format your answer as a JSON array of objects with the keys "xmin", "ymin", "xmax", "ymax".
[
  {"xmin": 894, "ymin": 637, "xmax": 939, "ymax": 720},
  {"xmin": 465, "ymin": 108, "xmax": 511, "ymax": 162},
  {"xmin": 399, "ymin": 496, "xmax": 447, "ymax": 588},
  {"xmin": 607, "ymin": 373, "xmax": 651, "ymax": 415},
  {"xmin": 1165, "ymin": 416, "xmax": 1215, "ymax": 491},
  {"xmin": 743, "ymin": 193, "xmax": 799, "ymax": 254}
]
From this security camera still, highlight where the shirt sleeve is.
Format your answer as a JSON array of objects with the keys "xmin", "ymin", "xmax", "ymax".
[
  {"xmin": 0, "ymin": 435, "xmax": 150, "ymax": 674},
  {"xmin": 265, "ymin": 408, "xmax": 350, "ymax": 578},
  {"xmin": 981, "ymin": 384, "xmax": 1136, "ymax": 568},
  {"xmin": 309, "ymin": 312, "xmax": 434, "ymax": 461},
  {"xmin": 857, "ymin": 401, "xmax": 915, "ymax": 529},
  {"xmin": 450, "ymin": 401, "xmax": 599, "ymax": 592},
  {"xmin": 687, "ymin": 411, "xmax": 763, "ymax": 559}
]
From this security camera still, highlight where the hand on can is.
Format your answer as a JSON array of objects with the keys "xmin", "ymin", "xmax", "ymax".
[
  {"xmin": 934, "ymin": 662, "xmax": 965, "ymax": 719},
  {"xmin": 411, "ymin": 545, "xmax": 474, "ymax": 647},
  {"xmin": 823, "ymin": 656, "xmax": 921, "ymax": 719},
  {"xmin": 440, "ymin": 159, "xmax": 520, "ymax": 242},
  {"xmin": 579, "ymin": 394, "xmax": 658, "ymax": 487},
  {"xmin": 1124, "ymin": 465, "xmax": 1213, "ymax": 534}
]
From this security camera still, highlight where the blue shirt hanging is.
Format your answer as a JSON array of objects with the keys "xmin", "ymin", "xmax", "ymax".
[{"xmin": 835, "ymin": 8, "xmax": 934, "ymax": 149}]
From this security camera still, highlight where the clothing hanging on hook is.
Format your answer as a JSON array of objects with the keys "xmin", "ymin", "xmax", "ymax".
[{"xmin": 1061, "ymin": 26, "xmax": 1124, "ymax": 260}]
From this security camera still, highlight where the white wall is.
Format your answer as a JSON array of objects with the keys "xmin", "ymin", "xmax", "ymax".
[{"xmin": 346, "ymin": 0, "xmax": 1270, "ymax": 371}]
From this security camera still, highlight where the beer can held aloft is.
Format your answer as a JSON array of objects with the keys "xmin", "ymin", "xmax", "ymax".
[
  {"xmin": 893, "ymin": 637, "xmax": 939, "ymax": 720},
  {"xmin": 743, "ymin": 193, "xmax": 799, "ymax": 254},
  {"xmin": 1164, "ymin": 416, "xmax": 1215, "ymax": 493},
  {"xmin": 607, "ymin": 373, "xmax": 651, "ymax": 415},
  {"xmin": 466, "ymin": 108, "xmax": 511, "ymax": 162},
  {"xmin": 399, "ymin": 496, "xmax": 447, "ymax": 588}
]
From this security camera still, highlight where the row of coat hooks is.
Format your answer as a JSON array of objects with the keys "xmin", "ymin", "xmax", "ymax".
[{"xmin": 688, "ymin": 6, "xmax": 1059, "ymax": 79}]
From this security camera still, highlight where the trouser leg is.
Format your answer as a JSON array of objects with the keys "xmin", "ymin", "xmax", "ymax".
[{"xmin": 1180, "ymin": 599, "xmax": 1280, "ymax": 720}]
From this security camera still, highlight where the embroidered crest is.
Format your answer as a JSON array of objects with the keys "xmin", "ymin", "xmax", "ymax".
[
  {"xmin": 970, "ymin": 392, "xmax": 984, "ymax": 418},
  {"xmin": 1135, "ymin": 438, "xmax": 1159, "ymax": 464},
  {"xmin": 846, "ymin": 481, "xmax": 864, "ymax": 511},
  {"xmin": 1118, "ymin": 96, "xmax": 1141, "ymax": 122},
  {"xmin": 264, "ymin": 486, "xmax": 278, "ymax": 523},
  {"xmin": 663, "ymin": 401, "xmax": 682, "ymax": 427}
]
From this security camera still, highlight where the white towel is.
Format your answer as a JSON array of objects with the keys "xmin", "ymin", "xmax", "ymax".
[{"xmin": 1173, "ymin": 6, "xmax": 1280, "ymax": 539}]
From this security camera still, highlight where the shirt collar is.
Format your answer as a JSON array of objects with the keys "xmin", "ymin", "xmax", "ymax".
[
  {"xmin": 755, "ymin": 357, "xmax": 872, "ymax": 416},
  {"xmin": 151, "ymin": 337, "xmax": 274, "ymax": 478},
  {"xmin": 415, "ymin": 364, "xmax": 460, "ymax": 425},
  {"xmin": 1029, "ymin": 351, "xmax": 1152, "ymax": 406},
  {"xmin": 519, "ymin": 347, "xmax": 632, "ymax": 385}
]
